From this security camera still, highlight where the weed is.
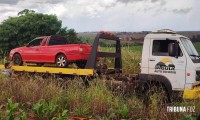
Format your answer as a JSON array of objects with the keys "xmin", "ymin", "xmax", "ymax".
[
  {"xmin": 32, "ymin": 99, "xmax": 58, "ymax": 119},
  {"xmin": 119, "ymin": 103, "xmax": 129, "ymax": 119},
  {"xmin": 5, "ymin": 98, "xmax": 19, "ymax": 120},
  {"xmin": 20, "ymin": 111, "xmax": 27, "ymax": 120},
  {"xmin": 52, "ymin": 109, "xmax": 68, "ymax": 120},
  {"xmin": 74, "ymin": 105, "xmax": 90, "ymax": 117},
  {"xmin": 32, "ymin": 99, "xmax": 44, "ymax": 120},
  {"xmin": 182, "ymin": 114, "xmax": 193, "ymax": 120}
]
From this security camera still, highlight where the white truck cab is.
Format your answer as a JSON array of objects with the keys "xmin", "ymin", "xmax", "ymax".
[{"xmin": 140, "ymin": 29, "xmax": 200, "ymax": 99}]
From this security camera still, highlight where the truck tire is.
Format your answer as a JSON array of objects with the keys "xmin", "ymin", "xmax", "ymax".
[
  {"xmin": 56, "ymin": 54, "xmax": 67, "ymax": 68},
  {"xmin": 13, "ymin": 53, "xmax": 23, "ymax": 66},
  {"xmin": 144, "ymin": 83, "xmax": 169, "ymax": 107}
]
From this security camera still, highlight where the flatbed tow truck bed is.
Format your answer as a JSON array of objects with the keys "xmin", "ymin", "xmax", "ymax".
[{"xmin": 0, "ymin": 64, "xmax": 94, "ymax": 76}]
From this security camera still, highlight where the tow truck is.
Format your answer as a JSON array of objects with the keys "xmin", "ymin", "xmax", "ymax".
[{"xmin": 1, "ymin": 29, "xmax": 200, "ymax": 102}]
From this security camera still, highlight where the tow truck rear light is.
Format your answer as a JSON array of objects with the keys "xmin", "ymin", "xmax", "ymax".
[{"xmin": 187, "ymin": 73, "xmax": 190, "ymax": 76}]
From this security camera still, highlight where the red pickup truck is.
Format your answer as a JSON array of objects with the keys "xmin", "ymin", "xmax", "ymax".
[{"xmin": 9, "ymin": 35, "xmax": 92, "ymax": 68}]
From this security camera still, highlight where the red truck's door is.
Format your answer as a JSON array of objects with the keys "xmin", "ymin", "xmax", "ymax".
[
  {"xmin": 39, "ymin": 36, "xmax": 69, "ymax": 63},
  {"xmin": 22, "ymin": 38, "xmax": 43, "ymax": 62},
  {"xmin": 39, "ymin": 36, "xmax": 55, "ymax": 62}
]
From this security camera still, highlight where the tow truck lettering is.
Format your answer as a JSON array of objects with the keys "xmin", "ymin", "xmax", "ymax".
[
  {"xmin": 154, "ymin": 58, "xmax": 176, "ymax": 74},
  {"xmin": 155, "ymin": 66, "xmax": 175, "ymax": 70}
]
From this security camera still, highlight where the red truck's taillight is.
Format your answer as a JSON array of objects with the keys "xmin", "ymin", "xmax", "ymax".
[{"xmin": 79, "ymin": 47, "xmax": 83, "ymax": 53}]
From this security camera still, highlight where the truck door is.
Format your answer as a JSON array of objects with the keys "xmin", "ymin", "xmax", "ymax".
[
  {"xmin": 40, "ymin": 36, "xmax": 68, "ymax": 62},
  {"xmin": 22, "ymin": 38, "xmax": 43, "ymax": 62},
  {"xmin": 148, "ymin": 39, "xmax": 186, "ymax": 90}
]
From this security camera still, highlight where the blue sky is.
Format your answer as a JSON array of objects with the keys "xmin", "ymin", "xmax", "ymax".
[{"xmin": 0, "ymin": 0, "xmax": 199, "ymax": 32}]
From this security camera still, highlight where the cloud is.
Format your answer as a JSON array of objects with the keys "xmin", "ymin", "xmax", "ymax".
[
  {"xmin": 159, "ymin": 0, "xmax": 166, "ymax": 6},
  {"xmin": 151, "ymin": 0, "xmax": 159, "ymax": 3},
  {"xmin": 116, "ymin": 0, "xmax": 167, "ymax": 14},
  {"xmin": 172, "ymin": 8, "xmax": 192, "ymax": 14},
  {"xmin": 117, "ymin": 0, "xmax": 166, "ymax": 6},
  {"xmin": 43, "ymin": 0, "xmax": 65, "ymax": 3},
  {"xmin": 0, "ymin": 0, "xmax": 20, "ymax": 5},
  {"xmin": 0, "ymin": 0, "xmax": 199, "ymax": 32},
  {"xmin": 28, "ymin": 0, "xmax": 67, "ymax": 4},
  {"xmin": 117, "ymin": 0, "xmax": 145, "ymax": 4},
  {"xmin": 0, "ymin": 7, "xmax": 17, "ymax": 13}
]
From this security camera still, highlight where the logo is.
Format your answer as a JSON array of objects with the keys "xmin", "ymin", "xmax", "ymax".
[{"xmin": 155, "ymin": 58, "xmax": 176, "ymax": 74}]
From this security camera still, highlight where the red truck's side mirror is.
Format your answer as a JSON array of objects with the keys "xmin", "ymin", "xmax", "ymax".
[{"xmin": 24, "ymin": 43, "xmax": 29, "ymax": 47}]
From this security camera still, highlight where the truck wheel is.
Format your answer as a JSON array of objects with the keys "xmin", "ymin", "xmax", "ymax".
[
  {"xmin": 56, "ymin": 54, "xmax": 67, "ymax": 68},
  {"xmin": 13, "ymin": 53, "xmax": 23, "ymax": 66},
  {"xmin": 144, "ymin": 84, "xmax": 169, "ymax": 107}
]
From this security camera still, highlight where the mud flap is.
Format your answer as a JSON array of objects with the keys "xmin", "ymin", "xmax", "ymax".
[{"xmin": 183, "ymin": 86, "xmax": 200, "ymax": 99}]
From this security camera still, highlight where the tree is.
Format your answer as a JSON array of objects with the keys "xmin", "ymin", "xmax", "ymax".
[
  {"xmin": 191, "ymin": 35, "xmax": 196, "ymax": 42},
  {"xmin": 57, "ymin": 27, "xmax": 81, "ymax": 44},
  {"xmin": 0, "ymin": 9, "xmax": 80, "ymax": 52},
  {"xmin": 18, "ymin": 9, "xmax": 35, "ymax": 16}
]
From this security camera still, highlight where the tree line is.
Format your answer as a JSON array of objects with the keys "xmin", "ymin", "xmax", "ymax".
[{"xmin": 191, "ymin": 35, "xmax": 200, "ymax": 42}]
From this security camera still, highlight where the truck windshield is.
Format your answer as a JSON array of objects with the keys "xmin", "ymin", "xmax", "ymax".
[{"xmin": 181, "ymin": 37, "xmax": 200, "ymax": 63}]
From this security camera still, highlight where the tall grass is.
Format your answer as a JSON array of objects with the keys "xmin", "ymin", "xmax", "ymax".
[
  {"xmin": 0, "ymin": 73, "xmax": 199, "ymax": 119},
  {"xmin": 0, "ymin": 73, "xmax": 63, "ymax": 104},
  {"xmin": 100, "ymin": 45, "xmax": 141, "ymax": 74}
]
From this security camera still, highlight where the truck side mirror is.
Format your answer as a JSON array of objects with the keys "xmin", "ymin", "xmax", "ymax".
[{"xmin": 168, "ymin": 43, "xmax": 178, "ymax": 57}]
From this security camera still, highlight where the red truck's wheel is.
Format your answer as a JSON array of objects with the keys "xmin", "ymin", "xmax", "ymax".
[
  {"xmin": 56, "ymin": 54, "xmax": 67, "ymax": 68},
  {"xmin": 13, "ymin": 53, "xmax": 23, "ymax": 66}
]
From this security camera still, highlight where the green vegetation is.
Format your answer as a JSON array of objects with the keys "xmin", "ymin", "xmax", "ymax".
[
  {"xmin": 194, "ymin": 42, "xmax": 200, "ymax": 54},
  {"xmin": 0, "ymin": 43, "xmax": 200, "ymax": 119},
  {"xmin": 101, "ymin": 45, "xmax": 141, "ymax": 74},
  {"xmin": 0, "ymin": 74, "xmax": 199, "ymax": 119}
]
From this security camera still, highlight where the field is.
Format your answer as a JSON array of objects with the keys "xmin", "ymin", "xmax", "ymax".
[
  {"xmin": 0, "ymin": 43, "xmax": 200, "ymax": 119},
  {"xmin": 194, "ymin": 42, "xmax": 200, "ymax": 54}
]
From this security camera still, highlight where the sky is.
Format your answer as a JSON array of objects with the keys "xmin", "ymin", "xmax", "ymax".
[{"xmin": 0, "ymin": 0, "xmax": 199, "ymax": 32}]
